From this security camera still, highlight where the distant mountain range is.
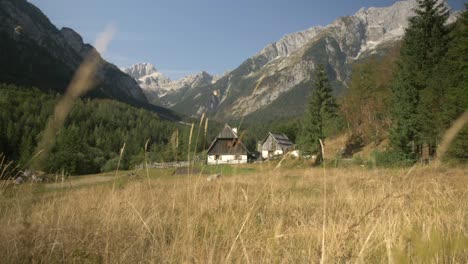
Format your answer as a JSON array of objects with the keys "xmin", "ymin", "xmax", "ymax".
[
  {"xmin": 0, "ymin": 0, "xmax": 179, "ymax": 120},
  {"xmin": 128, "ymin": 0, "xmax": 458, "ymax": 122},
  {"xmin": 1, "ymin": 0, "xmax": 458, "ymax": 123},
  {"xmin": 122, "ymin": 63, "xmax": 221, "ymax": 108}
]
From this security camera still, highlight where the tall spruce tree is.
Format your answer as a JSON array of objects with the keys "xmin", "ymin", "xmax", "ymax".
[
  {"xmin": 299, "ymin": 65, "xmax": 337, "ymax": 163},
  {"xmin": 390, "ymin": 0, "xmax": 450, "ymax": 160},
  {"xmin": 431, "ymin": 6, "xmax": 468, "ymax": 162}
]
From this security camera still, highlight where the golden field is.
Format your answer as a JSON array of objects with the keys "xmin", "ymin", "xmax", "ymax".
[{"xmin": 0, "ymin": 164, "xmax": 467, "ymax": 263}]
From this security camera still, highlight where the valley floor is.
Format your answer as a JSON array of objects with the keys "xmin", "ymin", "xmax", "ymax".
[{"xmin": 0, "ymin": 164, "xmax": 467, "ymax": 263}]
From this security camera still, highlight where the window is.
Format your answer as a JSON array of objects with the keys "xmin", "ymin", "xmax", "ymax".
[
  {"xmin": 215, "ymin": 155, "xmax": 220, "ymax": 160},
  {"xmin": 235, "ymin": 155, "xmax": 242, "ymax": 160}
]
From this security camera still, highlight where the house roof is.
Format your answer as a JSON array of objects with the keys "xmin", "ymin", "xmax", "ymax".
[
  {"xmin": 207, "ymin": 138, "xmax": 248, "ymax": 155},
  {"xmin": 262, "ymin": 132, "xmax": 294, "ymax": 147},
  {"xmin": 207, "ymin": 123, "xmax": 248, "ymax": 155},
  {"xmin": 217, "ymin": 123, "xmax": 238, "ymax": 139}
]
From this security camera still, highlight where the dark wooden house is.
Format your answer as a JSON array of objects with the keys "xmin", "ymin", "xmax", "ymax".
[{"xmin": 207, "ymin": 124, "xmax": 249, "ymax": 165}]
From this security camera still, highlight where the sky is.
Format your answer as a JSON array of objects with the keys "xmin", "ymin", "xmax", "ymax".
[{"xmin": 30, "ymin": 0, "xmax": 464, "ymax": 80}]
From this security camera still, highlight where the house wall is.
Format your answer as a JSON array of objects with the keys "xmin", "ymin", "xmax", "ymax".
[
  {"xmin": 261, "ymin": 135, "xmax": 277, "ymax": 151},
  {"xmin": 207, "ymin": 154, "xmax": 248, "ymax": 165},
  {"xmin": 261, "ymin": 135, "xmax": 291, "ymax": 159},
  {"xmin": 290, "ymin": 150, "xmax": 300, "ymax": 158},
  {"xmin": 262, "ymin": 150, "xmax": 284, "ymax": 159}
]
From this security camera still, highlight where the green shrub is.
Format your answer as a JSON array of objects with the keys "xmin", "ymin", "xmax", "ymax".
[
  {"xmin": 101, "ymin": 157, "xmax": 120, "ymax": 172},
  {"xmin": 371, "ymin": 150, "xmax": 414, "ymax": 168}
]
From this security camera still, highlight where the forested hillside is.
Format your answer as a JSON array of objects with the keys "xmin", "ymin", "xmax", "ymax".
[
  {"xmin": 0, "ymin": 84, "xmax": 205, "ymax": 175},
  {"xmin": 0, "ymin": 0, "xmax": 182, "ymax": 121}
]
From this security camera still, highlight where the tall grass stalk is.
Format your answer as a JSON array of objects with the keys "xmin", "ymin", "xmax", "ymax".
[
  {"xmin": 319, "ymin": 139, "xmax": 327, "ymax": 264},
  {"xmin": 144, "ymin": 139, "xmax": 151, "ymax": 186},
  {"xmin": 187, "ymin": 123, "xmax": 195, "ymax": 175},
  {"xmin": 193, "ymin": 112, "xmax": 206, "ymax": 164},
  {"xmin": 435, "ymin": 110, "xmax": 468, "ymax": 166},
  {"xmin": 203, "ymin": 117, "xmax": 209, "ymax": 152},
  {"xmin": 0, "ymin": 156, "xmax": 13, "ymax": 191},
  {"xmin": 112, "ymin": 142, "xmax": 126, "ymax": 191}
]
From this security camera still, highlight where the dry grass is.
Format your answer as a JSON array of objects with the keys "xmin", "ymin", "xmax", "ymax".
[{"xmin": 0, "ymin": 165, "xmax": 467, "ymax": 263}]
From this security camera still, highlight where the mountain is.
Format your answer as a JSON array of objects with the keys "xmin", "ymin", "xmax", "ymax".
[
  {"xmin": 123, "ymin": 63, "xmax": 172, "ymax": 98},
  {"xmin": 59, "ymin": 27, "xmax": 149, "ymax": 103},
  {"xmin": 160, "ymin": 0, "xmax": 458, "ymax": 121},
  {"xmin": 123, "ymin": 63, "xmax": 220, "ymax": 109},
  {"xmin": 0, "ymin": 0, "xmax": 160, "ymax": 112}
]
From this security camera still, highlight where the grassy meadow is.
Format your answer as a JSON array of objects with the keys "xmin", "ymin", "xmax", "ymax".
[{"xmin": 0, "ymin": 162, "xmax": 467, "ymax": 263}]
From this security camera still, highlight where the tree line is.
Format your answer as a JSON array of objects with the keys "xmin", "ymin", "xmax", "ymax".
[
  {"xmin": 286, "ymin": 1, "xmax": 467, "ymax": 165},
  {"xmin": 0, "ymin": 85, "xmax": 208, "ymax": 175},
  {"xmin": 390, "ymin": 1, "xmax": 467, "ymax": 163}
]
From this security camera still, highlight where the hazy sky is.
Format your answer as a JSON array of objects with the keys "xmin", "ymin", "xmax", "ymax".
[{"xmin": 30, "ymin": 0, "xmax": 464, "ymax": 79}]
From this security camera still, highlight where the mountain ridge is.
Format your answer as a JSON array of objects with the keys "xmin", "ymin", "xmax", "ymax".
[
  {"xmin": 123, "ymin": 63, "xmax": 221, "ymax": 106},
  {"xmin": 151, "ymin": 0, "xmax": 458, "ymax": 121},
  {"xmin": 0, "ymin": 0, "xmax": 180, "ymax": 115}
]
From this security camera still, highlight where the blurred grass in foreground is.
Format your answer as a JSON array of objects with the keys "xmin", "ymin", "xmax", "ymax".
[{"xmin": 0, "ymin": 164, "xmax": 466, "ymax": 263}]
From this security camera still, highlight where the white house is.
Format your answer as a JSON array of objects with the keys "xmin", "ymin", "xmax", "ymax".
[
  {"xmin": 259, "ymin": 132, "xmax": 294, "ymax": 159},
  {"xmin": 207, "ymin": 124, "xmax": 249, "ymax": 165}
]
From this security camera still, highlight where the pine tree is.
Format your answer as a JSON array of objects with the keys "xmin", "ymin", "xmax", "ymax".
[
  {"xmin": 432, "ymin": 6, "xmax": 468, "ymax": 162},
  {"xmin": 299, "ymin": 65, "xmax": 337, "ymax": 163},
  {"xmin": 390, "ymin": 0, "xmax": 450, "ymax": 160}
]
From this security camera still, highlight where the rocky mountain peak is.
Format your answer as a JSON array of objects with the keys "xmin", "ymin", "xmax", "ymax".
[
  {"xmin": 122, "ymin": 63, "xmax": 219, "ymax": 105},
  {"xmin": 254, "ymin": 0, "xmax": 426, "ymax": 67},
  {"xmin": 257, "ymin": 26, "xmax": 324, "ymax": 61},
  {"xmin": 354, "ymin": 0, "xmax": 418, "ymax": 37},
  {"xmin": 177, "ymin": 71, "xmax": 214, "ymax": 87},
  {"xmin": 124, "ymin": 62, "xmax": 159, "ymax": 80}
]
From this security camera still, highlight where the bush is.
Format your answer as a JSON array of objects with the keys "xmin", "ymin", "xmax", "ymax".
[
  {"xmin": 370, "ymin": 150, "xmax": 414, "ymax": 168},
  {"xmin": 101, "ymin": 157, "xmax": 120, "ymax": 172},
  {"xmin": 352, "ymin": 156, "xmax": 365, "ymax": 166}
]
